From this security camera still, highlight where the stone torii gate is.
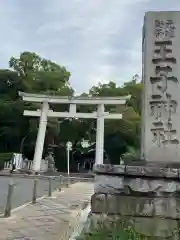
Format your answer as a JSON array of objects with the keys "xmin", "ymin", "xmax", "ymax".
[{"xmin": 19, "ymin": 92, "xmax": 130, "ymax": 172}]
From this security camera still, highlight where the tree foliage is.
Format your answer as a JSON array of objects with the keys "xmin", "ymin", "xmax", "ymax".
[{"xmin": 0, "ymin": 51, "xmax": 142, "ymax": 170}]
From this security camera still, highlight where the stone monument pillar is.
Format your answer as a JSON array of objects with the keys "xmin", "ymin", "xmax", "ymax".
[
  {"xmin": 141, "ymin": 11, "xmax": 180, "ymax": 162},
  {"xmin": 91, "ymin": 12, "xmax": 180, "ymax": 239}
]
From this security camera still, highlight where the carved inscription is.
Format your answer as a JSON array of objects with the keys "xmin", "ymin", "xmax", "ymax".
[
  {"xmin": 152, "ymin": 41, "xmax": 176, "ymax": 64},
  {"xmin": 151, "ymin": 127, "xmax": 179, "ymax": 146},
  {"xmin": 150, "ymin": 96, "xmax": 177, "ymax": 121},
  {"xmin": 155, "ymin": 20, "xmax": 176, "ymax": 40},
  {"xmin": 150, "ymin": 20, "xmax": 179, "ymax": 146}
]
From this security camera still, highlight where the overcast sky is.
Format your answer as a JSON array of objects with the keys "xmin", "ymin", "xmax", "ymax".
[{"xmin": 0, "ymin": 0, "xmax": 179, "ymax": 93}]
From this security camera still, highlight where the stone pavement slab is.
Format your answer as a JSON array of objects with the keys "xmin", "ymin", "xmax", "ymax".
[{"xmin": 0, "ymin": 182, "xmax": 94, "ymax": 240}]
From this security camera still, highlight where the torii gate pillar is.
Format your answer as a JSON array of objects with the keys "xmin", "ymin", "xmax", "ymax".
[
  {"xmin": 95, "ymin": 104, "xmax": 105, "ymax": 165},
  {"xmin": 33, "ymin": 102, "xmax": 49, "ymax": 172}
]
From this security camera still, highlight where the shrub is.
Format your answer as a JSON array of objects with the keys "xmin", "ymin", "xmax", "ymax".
[
  {"xmin": 76, "ymin": 217, "xmax": 148, "ymax": 240},
  {"xmin": 122, "ymin": 146, "xmax": 140, "ymax": 162}
]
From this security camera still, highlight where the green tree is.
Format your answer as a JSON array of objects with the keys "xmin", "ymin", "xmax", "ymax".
[
  {"xmin": 0, "ymin": 69, "xmax": 27, "ymax": 154},
  {"xmin": 0, "ymin": 51, "xmax": 142, "ymax": 170},
  {"xmin": 0, "ymin": 52, "xmax": 74, "ymax": 167},
  {"xmin": 9, "ymin": 52, "xmax": 74, "ymax": 150},
  {"xmin": 9, "ymin": 51, "xmax": 73, "ymax": 94},
  {"xmin": 87, "ymin": 77, "xmax": 142, "ymax": 163}
]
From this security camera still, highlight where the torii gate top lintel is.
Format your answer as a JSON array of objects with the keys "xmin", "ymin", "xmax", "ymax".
[{"xmin": 18, "ymin": 91, "xmax": 131, "ymax": 105}]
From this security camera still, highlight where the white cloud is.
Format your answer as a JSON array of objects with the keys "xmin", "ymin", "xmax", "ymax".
[{"xmin": 0, "ymin": 0, "xmax": 179, "ymax": 93}]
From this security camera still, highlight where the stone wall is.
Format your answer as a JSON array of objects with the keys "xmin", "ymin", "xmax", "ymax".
[{"xmin": 91, "ymin": 163, "xmax": 180, "ymax": 238}]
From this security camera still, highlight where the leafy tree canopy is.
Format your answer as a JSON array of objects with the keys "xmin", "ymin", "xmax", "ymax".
[{"xmin": 0, "ymin": 51, "xmax": 142, "ymax": 170}]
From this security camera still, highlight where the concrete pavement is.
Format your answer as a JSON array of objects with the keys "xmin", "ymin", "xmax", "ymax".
[{"xmin": 0, "ymin": 182, "xmax": 94, "ymax": 240}]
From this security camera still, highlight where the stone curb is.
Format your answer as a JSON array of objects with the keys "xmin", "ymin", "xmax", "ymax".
[
  {"xmin": 69, "ymin": 204, "xmax": 91, "ymax": 240},
  {"xmin": 94, "ymin": 164, "xmax": 180, "ymax": 179},
  {"xmin": 0, "ymin": 172, "xmax": 94, "ymax": 181}
]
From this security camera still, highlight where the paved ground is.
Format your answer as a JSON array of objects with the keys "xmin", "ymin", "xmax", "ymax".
[
  {"xmin": 0, "ymin": 176, "xmax": 61, "ymax": 214},
  {"xmin": 0, "ymin": 182, "xmax": 94, "ymax": 240}
]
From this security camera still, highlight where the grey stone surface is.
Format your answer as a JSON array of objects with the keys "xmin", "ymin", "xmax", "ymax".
[
  {"xmin": 94, "ymin": 163, "xmax": 180, "ymax": 179},
  {"xmin": 89, "ymin": 214, "xmax": 180, "ymax": 239},
  {"xmin": 92, "ymin": 193, "xmax": 180, "ymax": 218},
  {"xmin": 92, "ymin": 172, "xmax": 180, "ymax": 238},
  {"xmin": 142, "ymin": 11, "xmax": 180, "ymax": 162},
  {"xmin": 94, "ymin": 174, "xmax": 180, "ymax": 197},
  {"xmin": 93, "ymin": 164, "xmax": 125, "ymax": 174},
  {"xmin": 0, "ymin": 182, "xmax": 94, "ymax": 240},
  {"xmin": 95, "ymin": 175, "xmax": 124, "ymax": 194}
]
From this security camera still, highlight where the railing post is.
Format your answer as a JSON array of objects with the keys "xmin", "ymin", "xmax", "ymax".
[
  {"xmin": 4, "ymin": 181, "xmax": 15, "ymax": 218},
  {"xmin": 32, "ymin": 178, "xmax": 38, "ymax": 204},
  {"xmin": 65, "ymin": 176, "xmax": 69, "ymax": 187},
  {"xmin": 68, "ymin": 176, "xmax": 71, "ymax": 186},
  {"xmin": 59, "ymin": 175, "xmax": 63, "ymax": 191},
  {"xmin": 48, "ymin": 177, "xmax": 52, "ymax": 197}
]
